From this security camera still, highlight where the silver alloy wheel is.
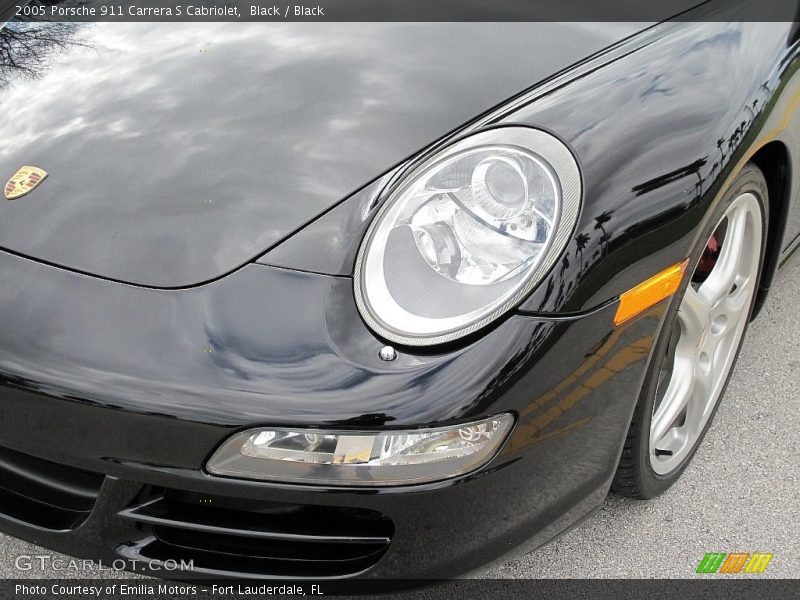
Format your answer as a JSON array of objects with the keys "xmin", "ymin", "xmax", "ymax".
[{"xmin": 649, "ymin": 192, "xmax": 763, "ymax": 475}]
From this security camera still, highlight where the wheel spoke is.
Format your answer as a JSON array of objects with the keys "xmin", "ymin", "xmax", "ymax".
[
  {"xmin": 651, "ymin": 354, "xmax": 694, "ymax": 448},
  {"xmin": 700, "ymin": 204, "xmax": 747, "ymax": 308},
  {"xmin": 715, "ymin": 290, "xmax": 747, "ymax": 334},
  {"xmin": 686, "ymin": 352, "xmax": 714, "ymax": 437},
  {"xmin": 678, "ymin": 286, "xmax": 709, "ymax": 344}
]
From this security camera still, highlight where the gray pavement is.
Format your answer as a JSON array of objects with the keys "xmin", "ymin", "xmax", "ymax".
[{"xmin": 1, "ymin": 258, "xmax": 798, "ymax": 580}]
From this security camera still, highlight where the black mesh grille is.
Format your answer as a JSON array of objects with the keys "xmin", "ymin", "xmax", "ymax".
[{"xmin": 118, "ymin": 489, "xmax": 393, "ymax": 578}]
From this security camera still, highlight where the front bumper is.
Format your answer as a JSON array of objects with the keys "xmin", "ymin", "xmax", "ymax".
[{"xmin": 0, "ymin": 250, "xmax": 663, "ymax": 579}]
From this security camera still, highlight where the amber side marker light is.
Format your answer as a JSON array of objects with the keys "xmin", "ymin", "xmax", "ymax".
[{"xmin": 614, "ymin": 259, "xmax": 690, "ymax": 326}]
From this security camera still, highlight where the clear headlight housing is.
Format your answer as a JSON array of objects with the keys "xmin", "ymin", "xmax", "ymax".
[
  {"xmin": 206, "ymin": 414, "xmax": 514, "ymax": 486},
  {"xmin": 354, "ymin": 127, "xmax": 581, "ymax": 346}
]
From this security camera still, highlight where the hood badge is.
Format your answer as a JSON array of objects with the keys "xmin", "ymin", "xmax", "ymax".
[{"xmin": 4, "ymin": 166, "xmax": 48, "ymax": 200}]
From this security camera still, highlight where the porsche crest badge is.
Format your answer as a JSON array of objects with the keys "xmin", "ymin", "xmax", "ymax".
[{"xmin": 4, "ymin": 166, "xmax": 48, "ymax": 200}]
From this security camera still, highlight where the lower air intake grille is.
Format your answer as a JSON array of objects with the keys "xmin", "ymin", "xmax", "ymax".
[
  {"xmin": 0, "ymin": 445, "xmax": 104, "ymax": 530},
  {"xmin": 118, "ymin": 489, "xmax": 393, "ymax": 578}
]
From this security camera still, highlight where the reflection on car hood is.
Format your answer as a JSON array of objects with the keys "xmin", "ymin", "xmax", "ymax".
[{"xmin": 0, "ymin": 22, "xmax": 648, "ymax": 287}]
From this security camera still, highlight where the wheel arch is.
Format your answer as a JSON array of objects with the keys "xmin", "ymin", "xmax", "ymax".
[{"xmin": 749, "ymin": 140, "xmax": 792, "ymax": 319}]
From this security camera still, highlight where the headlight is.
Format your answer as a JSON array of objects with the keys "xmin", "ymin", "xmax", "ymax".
[
  {"xmin": 206, "ymin": 414, "xmax": 514, "ymax": 486},
  {"xmin": 354, "ymin": 126, "xmax": 581, "ymax": 346}
]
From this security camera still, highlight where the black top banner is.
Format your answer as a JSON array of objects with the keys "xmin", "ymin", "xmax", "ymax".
[{"xmin": 2, "ymin": 0, "xmax": 799, "ymax": 22}]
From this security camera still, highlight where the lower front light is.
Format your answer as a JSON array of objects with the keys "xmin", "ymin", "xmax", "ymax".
[{"xmin": 206, "ymin": 414, "xmax": 514, "ymax": 486}]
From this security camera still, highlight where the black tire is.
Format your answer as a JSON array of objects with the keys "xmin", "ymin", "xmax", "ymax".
[{"xmin": 611, "ymin": 163, "xmax": 769, "ymax": 499}]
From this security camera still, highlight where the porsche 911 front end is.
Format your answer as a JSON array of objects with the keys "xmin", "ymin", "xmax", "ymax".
[
  {"xmin": 0, "ymin": 5, "xmax": 799, "ymax": 581},
  {"xmin": 0, "ymin": 249, "xmax": 647, "ymax": 578}
]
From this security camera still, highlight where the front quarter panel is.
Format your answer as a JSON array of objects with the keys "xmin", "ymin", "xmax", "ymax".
[{"xmin": 513, "ymin": 19, "xmax": 800, "ymax": 314}]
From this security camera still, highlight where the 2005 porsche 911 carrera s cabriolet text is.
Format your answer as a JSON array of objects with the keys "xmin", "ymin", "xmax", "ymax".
[{"xmin": 0, "ymin": 0, "xmax": 798, "ymax": 582}]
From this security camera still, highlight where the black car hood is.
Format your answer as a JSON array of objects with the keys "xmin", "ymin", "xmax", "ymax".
[{"xmin": 0, "ymin": 22, "xmax": 648, "ymax": 287}]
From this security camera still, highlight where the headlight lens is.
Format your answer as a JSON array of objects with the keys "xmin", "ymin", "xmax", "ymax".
[
  {"xmin": 354, "ymin": 127, "xmax": 581, "ymax": 346},
  {"xmin": 206, "ymin": 414, "xmax": 514, "ymax": 486}
]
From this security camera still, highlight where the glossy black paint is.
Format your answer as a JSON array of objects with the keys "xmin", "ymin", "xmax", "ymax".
[
  {"xmin": 263, "ymin": 16, "xmax": 800, "ymax": 317},
  {"xmin": 511, "ymin": 19, "xmax": 800, "ymax": 314},
  {"xmin": 0, "ymin": 246, "xmax": 664, "ymax": 577},
  {"xmin": 0, "ymin": 21, "xmax": 645, "ymax": 287},
  {"xmin": 1, "ymin": 6, "xmax": 800, "ymax": 580}
]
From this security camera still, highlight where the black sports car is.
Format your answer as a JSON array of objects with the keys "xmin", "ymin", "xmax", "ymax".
[{"xmin": 0, "ymin": 2, "xmax": 798, "ymax": 581}]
